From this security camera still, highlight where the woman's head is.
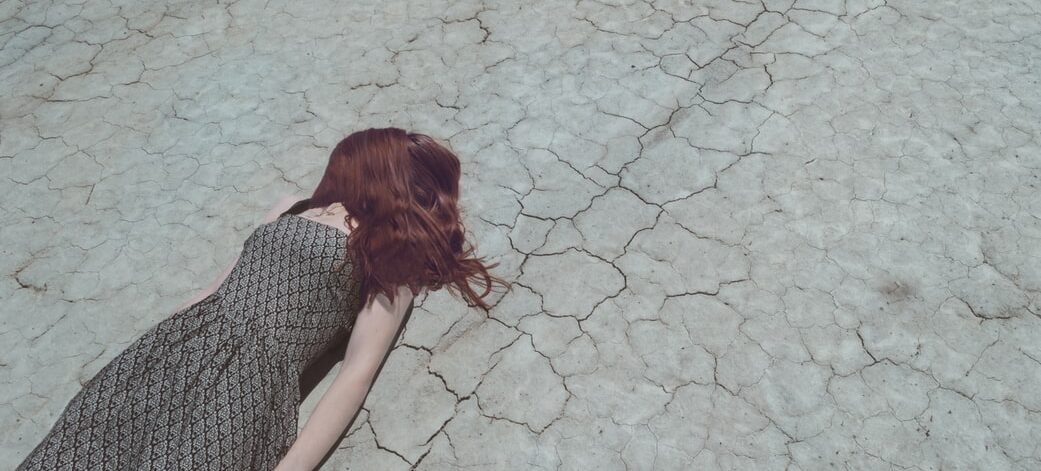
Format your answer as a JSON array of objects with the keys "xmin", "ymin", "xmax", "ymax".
[{"xmin": 284, "ymin": 127, "xmax": 509, "ymax": 311}]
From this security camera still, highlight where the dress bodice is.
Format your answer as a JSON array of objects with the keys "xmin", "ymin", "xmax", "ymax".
[{"xmin": 212, "ymin": 213, "xmax": 361, "ymax": 373}]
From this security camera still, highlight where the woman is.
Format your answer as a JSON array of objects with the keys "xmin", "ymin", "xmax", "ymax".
[{"xmin": 16, "ymin": 127, "xmax": 510, "ymax": 470}]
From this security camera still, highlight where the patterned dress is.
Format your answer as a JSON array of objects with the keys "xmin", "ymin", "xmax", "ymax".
[{"xmin": 17, "ymin": 213, "xmax": 362, "ymax": 470}]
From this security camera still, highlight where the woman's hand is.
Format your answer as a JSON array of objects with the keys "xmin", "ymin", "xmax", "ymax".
[{"xmin": 274, "ymin": 287, "xmax": 414, "ymax": 470}]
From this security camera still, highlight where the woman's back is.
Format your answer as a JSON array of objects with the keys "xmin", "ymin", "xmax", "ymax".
[
  {"xmin": 217, "ymin": 213, "xmax": 361, "ymax": 372},
  {"xmin": 17, "ymin": 213, "xmax": 363, "ymax": 471}
]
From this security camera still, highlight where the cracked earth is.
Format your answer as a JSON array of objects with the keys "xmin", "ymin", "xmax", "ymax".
[{"xmin": 3, "ymin": 0, "xmax": 1041, "ymax": 469}]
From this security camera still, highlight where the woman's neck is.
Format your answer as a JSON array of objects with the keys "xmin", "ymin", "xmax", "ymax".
[{"xmin": 302, "ymin": 203, "xmax": 355, "ymax": 228}]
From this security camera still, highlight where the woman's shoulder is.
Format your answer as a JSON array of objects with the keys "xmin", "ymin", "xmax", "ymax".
[{"xmin": 262, "ymin": 194, "xmax": 308, "ymax": 222}]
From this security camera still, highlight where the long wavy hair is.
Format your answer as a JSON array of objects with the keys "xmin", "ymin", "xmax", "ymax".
[{"xmin": 279, "ymin": 127, "xmax": 510, "ymax": 311}]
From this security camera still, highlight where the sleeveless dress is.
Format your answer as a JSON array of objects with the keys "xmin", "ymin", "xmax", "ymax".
[{"xmin": 16, "ymin": 213, "xmax": 362, "ymax": 471}]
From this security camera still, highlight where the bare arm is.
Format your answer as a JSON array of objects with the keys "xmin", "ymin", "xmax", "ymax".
[
  {"xmin": 174, "ymin": 194, "xmax": 307, "ymax": 312},
  {"xmin": 275, "ymin": 285, "xmax": 414, "ymax": 471}
]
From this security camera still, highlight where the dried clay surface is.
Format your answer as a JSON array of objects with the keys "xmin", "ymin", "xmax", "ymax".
[{"xmin": 2, "ymin": 0, "xmax": 1040, "ymax": 470}]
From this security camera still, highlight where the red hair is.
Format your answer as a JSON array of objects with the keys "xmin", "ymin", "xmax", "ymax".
[{"xmin": 282, "ymin": 127, "xmax": 510, "ymax": 311}]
